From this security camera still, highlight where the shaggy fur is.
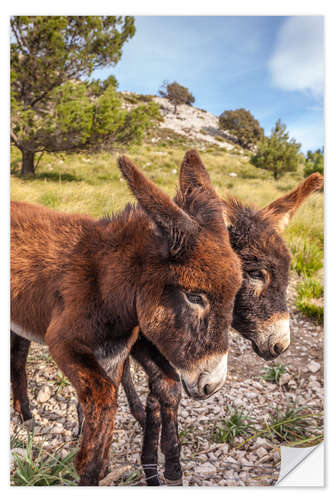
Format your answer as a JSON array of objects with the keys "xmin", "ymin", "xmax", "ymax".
[
  {"xmin": 121, "ymin": 172, "xmax": 324, "ymax": 485},
  {"xmin": 10, "ymin": 150, "xmax": 241, "ymax": 485}
]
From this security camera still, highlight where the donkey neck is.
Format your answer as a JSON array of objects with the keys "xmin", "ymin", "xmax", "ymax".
[{"xmin": 96, "ymin": 205, "xmax": 159, "ymax": 329}]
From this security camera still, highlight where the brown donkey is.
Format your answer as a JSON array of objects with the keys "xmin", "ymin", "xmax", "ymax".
[
  {"xmin": 10, "ymin": 151, "xmax": 242, "ymax": 485},
  {"xmin": 120, "ymin": 166, "xmax": 323, "ymax": 485}
]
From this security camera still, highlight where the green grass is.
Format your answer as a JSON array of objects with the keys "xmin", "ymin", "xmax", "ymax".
[
  {"xmin": 296, "ymin": 278, "xmax": 324, "ymax": 324},
  {"xmin": 211, "ymin": 407, "xmax": 256, "ymax": 444},
  {"xmin": 262, "ymin": 362, "xmax": 286, "ymax": 384},
  {"xmin": 267, "ymin": 403, "xmax": 322, "ymax": 443},
  {"xmin": 10, "ymin": 431, "xmax": 79, "ymax": 486},
  {"xmin": 54, "ymin": 372, "xmax": 71, "ymax": 393},
  {"xmin": 229, "ymin": 402, "xmax": 323, "ymax": 450},
  {"xmin": 289, "ymin": 237, "xmax": 323, "ymax": 278}
]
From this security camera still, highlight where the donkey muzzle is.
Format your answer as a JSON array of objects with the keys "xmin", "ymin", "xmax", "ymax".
[
  {"xmin": 253, "ymin": 316, "xmax": 290, "ymax": 360},
  {"xmin": 180, "ymin": 351, "xmax": 228, "ymax": 400}
]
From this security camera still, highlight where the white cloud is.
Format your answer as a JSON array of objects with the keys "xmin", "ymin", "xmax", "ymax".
[{"xmin": 268, "ymin": 17, "xmax": 324, "ymax": 97}]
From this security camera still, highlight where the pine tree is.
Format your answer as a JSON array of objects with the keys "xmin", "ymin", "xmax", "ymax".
[
  {"xmin": 250, "ymin": 120, "xmax": 301, "ymax": 180},
  {"xmin": 303, "ymin": 148, "xmax": 324, "ymax": 177}
]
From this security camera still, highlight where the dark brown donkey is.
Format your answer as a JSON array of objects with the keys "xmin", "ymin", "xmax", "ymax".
[
  {"xmin": 119, "ymin": 166, "xmax": 323, "ymax": 485},
  {"xmin": 10, "ymin": 151, "xmax": 242, "ymax": 485}
]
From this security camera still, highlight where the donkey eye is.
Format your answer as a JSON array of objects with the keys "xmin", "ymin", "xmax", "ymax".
[
  {"xmin": 248, "ymin": 270, "xmax": 265, "ymax": 281},
  {"xmin": 185, "ymin": 291, "xmax": 205, "ymax": 307}
]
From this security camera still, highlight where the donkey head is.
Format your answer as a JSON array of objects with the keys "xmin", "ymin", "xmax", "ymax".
[
  {"xmin": 118, "ymin": 151, "xmax": 242, "ymax": 399},
  {"xmin": 223, "ymin": 173, "xmax": 323, "ymax": 360}
]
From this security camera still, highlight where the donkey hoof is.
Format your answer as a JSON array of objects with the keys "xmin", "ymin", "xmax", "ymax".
[
  {"xmin": 22, "ymin": 418, "xmax": 35, "ymax": 431},
  {"xmin": 164, "ymin": 477, "xmax": 183, "ymax": 486}
]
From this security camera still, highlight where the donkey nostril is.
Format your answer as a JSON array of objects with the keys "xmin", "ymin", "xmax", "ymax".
[
  {"xmin": 203, "ymin": 384, "xmax": 211, "ymax": 396},
  {"xmin": 273, "ymin": 343, "xmax": 284, "ymax": 356}
]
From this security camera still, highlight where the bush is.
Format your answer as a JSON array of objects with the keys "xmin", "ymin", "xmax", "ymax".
[
  {"xmin": 250, "ymin": 120, "xmax": 301, "ymax": 180},
  {"xmin": 304, "ymin": 147, "xmax": 324, "ymax": 177},
  {"xmin": 218, "ymin": 108, "xmax": 264, "ymax": 149}
]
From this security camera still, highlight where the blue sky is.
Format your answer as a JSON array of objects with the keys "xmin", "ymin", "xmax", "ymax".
[{"xmin": 93, "ymin": 16, "xmax": 324, "ymax": 153}]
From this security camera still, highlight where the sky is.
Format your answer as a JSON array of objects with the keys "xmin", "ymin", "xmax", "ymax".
[{"xmin": 93, "ymin": 16, "xmax": 324, "ymax": 153}]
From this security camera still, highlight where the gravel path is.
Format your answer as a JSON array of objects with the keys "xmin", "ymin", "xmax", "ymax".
[{"xmin": 10, "ymin": 274, "xmax": 323, "ymax": 486}]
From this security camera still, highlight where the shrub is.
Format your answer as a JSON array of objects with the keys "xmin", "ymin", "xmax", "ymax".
[
  {"xmin": 250, "ymin": 120, "xmax": 301, "ymax": 180},
  {"xmin": 303, "ymin": 147, "xmax": 324, "ymax": 177},
  {"xmin": 218, "ymin": 108, "xmax": 264, "ymax": 149}
]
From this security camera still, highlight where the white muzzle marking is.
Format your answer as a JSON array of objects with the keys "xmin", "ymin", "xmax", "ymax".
[
  {"xmin": 180, "ymin": 350, "xmax": 229, "ymax": 400},
  {"xmin": 255, "ymin": 316, "xmax": 290, "ymax": 356},
  {"xmin": 268, "ymin": 318, "xmax": 290, "ymax": 354}
]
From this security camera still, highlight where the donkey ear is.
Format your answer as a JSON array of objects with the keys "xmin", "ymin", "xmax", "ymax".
[
  {"xmin": 179, "ymin": 149, "xmax": 231, "ymax": 229},
  {"xmin": 179, "ymin": 149, "xmax": 214, "ymax": 193},
  {"xmin": 118, "ymin": 156, "xmax": 199, "ymax": 258},
  {"xmin": 259, "ymin": 173, "xmax": 324, "ymax": 232}
]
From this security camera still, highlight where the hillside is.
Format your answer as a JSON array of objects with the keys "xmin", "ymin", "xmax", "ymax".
[{"xmin": 121, "ymin": 92, "xmax": 240, "ymax": 151}]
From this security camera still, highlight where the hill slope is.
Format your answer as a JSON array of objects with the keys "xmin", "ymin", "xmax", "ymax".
[{"xmin": 121, "ymin": 92, "xmax": 239, "ymax": 151}]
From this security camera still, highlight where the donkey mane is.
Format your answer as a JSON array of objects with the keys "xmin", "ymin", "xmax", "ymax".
[
  {"xmin": 99, "ymin": 202, "xmax": 140, "ymax": 227},
  {"xmin": 174, "ymin": 186, "xmax": 225, "ymax": 237},
  {"xmin": 224, "ymin": 196, "xmax": 288, "ymax": 258}
]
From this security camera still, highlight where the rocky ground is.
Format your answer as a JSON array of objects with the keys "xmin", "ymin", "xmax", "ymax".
[
  {"xmin": 122, "ymin": 93, "xmax": 240, "ymax": 151},
  {"xmin": 152, "ymin": 96, "xmax": 237, "ymax": 150},
  {"xmin": 10, "ymin": 274, "xmax": 324, "ymax": 487}
]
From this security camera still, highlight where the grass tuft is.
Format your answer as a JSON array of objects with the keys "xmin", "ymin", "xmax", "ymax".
[
  {"xmin": 262, "ymin": 362, "xmax": 286, "ymax": 384},
  {"xmin": 10, "ymin": 431, "xmax": 79, "ymax": 486},
  {"xmin": 211, "ymin": 407, "xmax": 255, "ymax": 444},
  {"xmin": 54, "ymin": 372, "xmax": 71, "ymax": 393},
  {"xmin": 267, "ymin": 403, "xmax": 322, "ymax": 444}
]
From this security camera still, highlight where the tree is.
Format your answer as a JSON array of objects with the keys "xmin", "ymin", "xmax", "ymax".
[
  {"xmin": 218, "ymin": 108, "xmax": 264, "ymax": 149},
  {"xmin": 158, "ymin": 81, "xmax": 195, "ymax": 113},
  {"xmin": 11, "ymin": 16, "xmax": 137, "ymax": 176},
  {"xmin": 303, "ymin": 147, "xmax": 324, "ymax": 177},
  {"xmin": 250, "ymin": 120, "xmax": 301, "ymax": 180}
]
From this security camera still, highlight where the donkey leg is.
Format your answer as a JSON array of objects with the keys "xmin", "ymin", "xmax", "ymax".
[
  {"xmin": 121, "ymin": 357, "xmax": 146, "ymax": 429},
  {"xmin": 160, "ymin": 389, "xmax": 182, "ymax": 485},
  {"xmin": 128, "ymin": 336, "xmax": 182, "ymax": 485},
  {"xmin": 76, "ymin": 349, "xmax": 142, "ymax": 439},
  {"xmin": 10, "ymin": 331, "xmax": 32, "ymax": 422},
  {"xmin": 50, "ymin": 344, "xmax": 117, "ymax": 485},
  {"xmin": 47, "ymin": 321, "xmax": 139, "ymax": 485},
  {"xmin": 75, "ymin": 401, "xmax": 84, "ymax": 437},
  {"xmin": 141, "ymin": 374, "xmax": 182, "ymax": 486},
  {"xmin": 141, "ymin": 392, "xmax": 162, "ymax": 486}
]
